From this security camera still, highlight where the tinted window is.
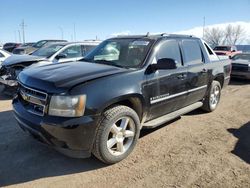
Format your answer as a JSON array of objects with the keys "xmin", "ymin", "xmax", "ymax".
[
  {"xmin": 182, "ymin": 40, "xmax": 203, "ymax": 65},
  {"xmin": 155, "ymin": 40, "xmax": 182, "ymax": 66},
  {"xmin": 214, "ymin": 46, "xmax": 230, "ymax": 51},
  {"xmin": 60, "ymin": 45, "xmax": 82, "ymax": 58}
]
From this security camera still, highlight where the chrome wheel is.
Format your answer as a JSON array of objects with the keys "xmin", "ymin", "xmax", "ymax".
[
  {"xmin": 210, "ymin": 85, "xmax": 220, "ymax": 108},
  {"xmin": 107, "ymin": 116, "xmax": 135, "ymax": 156}
]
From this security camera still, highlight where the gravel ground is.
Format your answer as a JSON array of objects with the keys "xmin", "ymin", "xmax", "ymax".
[{"xmin": 0, "ymin": 79, "xmax": 250, "ymax": 188}]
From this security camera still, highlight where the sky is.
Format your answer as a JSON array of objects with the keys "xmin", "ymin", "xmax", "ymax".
[{"xmin": 0, "ymin": 0, "xmax": 250, "ymax": 43}]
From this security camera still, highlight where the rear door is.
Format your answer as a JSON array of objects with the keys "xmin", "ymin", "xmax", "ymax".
[
  {"xmin": 145, "ymin": 39, "xmax": 188, "ymax": 121},
  {"xmin": 181, "ymin": 39, "xmax": 209, "ymax": 106}
]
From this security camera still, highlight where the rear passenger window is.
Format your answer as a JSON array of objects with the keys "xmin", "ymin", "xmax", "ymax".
[
  {"xmin": 182, "ymin": 40, "xmax": 203, "ymax": 65},
  {"xmin": 156, "ymin": 40, "xmax": 182, "ymax": 67}
]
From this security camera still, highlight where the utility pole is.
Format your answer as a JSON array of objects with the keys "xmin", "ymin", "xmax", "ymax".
[
  {"xmin": 18, "ymin": 30, "xmax": 22, "ymax": 43},
  {"xmin": 202, "ymin": 16, "xmax": 206, "ymax": 39},
  {"xmin": 20, "ymin": 19, "xmax": 26, "ymax": 43},
  {"xmin": 58, "ymin": 27, "xmax": 64, "ymax": 40},
  {"xmin": 73, "ymin": 23, "xmax": 76, "ymax": 41},
  {"xmin": 14, "ymin": 31, "xmax": 17, "ymax": 42}
]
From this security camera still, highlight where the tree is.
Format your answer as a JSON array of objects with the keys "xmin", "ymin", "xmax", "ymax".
[
  {"xmin": 204, "ymin": 27, "xmax": 224, "ymax": 47},
  {"xmin": 203, "ymin": 24, "xmax": 246, "ymax": 47},
  {"xmin": 223, "ymin": 24, "xmax": 245, "ymax": 45}
]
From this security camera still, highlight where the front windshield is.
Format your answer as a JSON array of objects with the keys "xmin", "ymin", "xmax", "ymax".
[
  {"xmin": 82, "ymin": 38, "xmax": 153, "ymax": 68},
  {"xmin": 232, "ymin": 54, "xmax": 250, "ymax": 61},
  {"xmin": 214, "ymin": 46, "xmax": 230, "ymax": 51},
  {"xmin": 32, "ymin": 44, "xmax": 64, "ymax": 57},
  {"xmin": 32, "ymin": 40, "xmax": 47, "ymax": 48}
]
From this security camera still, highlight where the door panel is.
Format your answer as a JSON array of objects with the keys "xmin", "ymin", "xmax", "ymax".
[
  {"xmin": 181, "ymin": 39, "xmax": 209, "ymax": 106},
  {"xmin": 145, "ymin": 67, "xmax": 188, "ymax": 121}
]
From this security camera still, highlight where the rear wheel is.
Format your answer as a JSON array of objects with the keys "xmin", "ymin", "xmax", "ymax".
[
  {"xmin": 201, "ymin": 80, "xmax": 221, "ymax": 112},
  {"xmin": 92, "ymin": 105, "xmax": 140, "ymax": 164}
]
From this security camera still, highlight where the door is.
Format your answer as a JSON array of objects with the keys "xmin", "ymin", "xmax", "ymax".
[
  {"xmin": 145, "ymin": 39, "xmax": 188, "ymax": 121},
  {"xmin": 181, "ymin": 39, "xmax": 209, "ymax": 106},
  {"xmin": 57, "ymin": 45, "xmax": 83, "ymax": 63}
]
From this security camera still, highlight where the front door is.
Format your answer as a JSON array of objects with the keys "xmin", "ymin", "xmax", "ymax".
[{"xmin": 144, "ymin": 39, "xmax": 188, "ymax": 121}]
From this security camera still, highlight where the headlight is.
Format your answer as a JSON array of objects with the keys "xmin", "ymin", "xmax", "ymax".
[{"xmin": 49, "ymin": 95, "xmax": 86, "ymax": 117}]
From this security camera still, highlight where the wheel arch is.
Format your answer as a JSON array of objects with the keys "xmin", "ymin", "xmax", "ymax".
[{"xmin": 99, "ymin": 94, "xmax": 147, "ymax": 122}]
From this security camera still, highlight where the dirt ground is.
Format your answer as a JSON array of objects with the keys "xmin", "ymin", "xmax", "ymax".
[{"xmin": 0, "ymin": 79, "xmax": 250, "ymax": 188}]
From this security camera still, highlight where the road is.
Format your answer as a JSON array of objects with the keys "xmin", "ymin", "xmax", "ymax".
[{"xmin": 0, "ymin": 80, "xmax": 250, "ymax": 188}]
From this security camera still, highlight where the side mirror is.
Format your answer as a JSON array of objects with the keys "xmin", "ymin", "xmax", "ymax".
[
  {"xmin": 151, "ymin": 58, "xmax": 177, "ymax": 70},
  {"xmin": 56, "ymin": 53, "xmax": 67, "ymax": 60}
]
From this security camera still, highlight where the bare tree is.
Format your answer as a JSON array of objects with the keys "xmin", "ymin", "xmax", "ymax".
[
  {"xmin": 223, "ymin": 24, "xmax": 245, "ymax": 45},
  {"xmin": 203, "ymin": 27, "xmax": 224, "ymax": 47},
  {"xmin": 204, "ymin": 24, "xmax": 246, "ymax": 47}
]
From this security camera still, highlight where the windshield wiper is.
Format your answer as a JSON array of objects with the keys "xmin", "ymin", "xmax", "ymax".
[{"xmin": 94, "ymin": 60, "xmax": 125, "ymax": 68}]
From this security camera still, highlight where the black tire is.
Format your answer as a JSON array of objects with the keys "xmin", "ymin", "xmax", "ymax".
[
  {"xmin": 201, "ymin": 80, "xmax": 221, "ymax": 112},
  {"xmin": 92, "ymin": 105, "xmax": 140, "ymax": 164}
]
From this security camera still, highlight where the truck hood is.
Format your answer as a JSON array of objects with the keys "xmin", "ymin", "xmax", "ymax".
[
  {"xmin": 18, "ymin": 61, "xmax": 127, "ymax": 93},
  {"xmin": 3, "ymin": 55, "xmax": 46, "ymax": 67}
]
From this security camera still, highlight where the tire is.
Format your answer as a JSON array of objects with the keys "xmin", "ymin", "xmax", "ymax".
[
  {"xmin": 201, "ymin": 80, "xmax": 221, "ymax": 112},
  {"xmin": 92, "ymin": 105, "xmax": 140, "ymax": 164}
]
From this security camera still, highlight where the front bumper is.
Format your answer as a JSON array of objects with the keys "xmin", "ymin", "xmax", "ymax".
[
  {"xmin": 0, "ymin": 75, "xmax": 18, "ymax": 86},
  {"xmin": 231, "ymin": 71, "xmax": 250, "ymax": 79},
  {"xmin": 13, "ymin": 98, "xmax": 100, "ymax": 158}
]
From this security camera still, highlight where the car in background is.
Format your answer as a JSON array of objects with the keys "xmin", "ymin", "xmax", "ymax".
[
  {"xmin": 213, "ymin": 45, "xmax": 241, "ymax": 58},
  {"xmin": 12, "ymin": 39, "xmax": 67, "ymax": 55},
  {"xmin": 0, "ymin": 41, "xmax": 101, "ymax": 90},
  {"xmin": 3, "ymin": 43, "xmax": 21, "ymax": 52},
  {"xmin": 231, "ymin": 53, "xmax": 250, "ymax": 80},
  {"xmin": 0, "ymin": 49, "xmax": 11, "ymax": 65},
  {"xmin": 236, "ymin": 45, "xmax": 250, "ymax": 53}
]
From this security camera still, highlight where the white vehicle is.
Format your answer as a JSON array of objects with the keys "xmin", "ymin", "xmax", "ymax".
[
  {"xmin": 0, "ymin": 41, "xmax": 101, "ymax": 88},
  {"xmin": 0, "ymin": 49, "xmax": 10, "ymax": 66}
]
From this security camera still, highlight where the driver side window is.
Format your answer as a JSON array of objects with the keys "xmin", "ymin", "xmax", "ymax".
[
  {"xmin": 60, "ymin": 45, "xmax": 82, "ymax": 58},
  {"xmin": 155, "ymin": 40, "xmax": 182, "ymax": 67}
]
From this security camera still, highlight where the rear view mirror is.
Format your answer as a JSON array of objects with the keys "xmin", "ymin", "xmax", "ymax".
[{"xmin": 151, "ymin": 58, "xmax": 177, "ymax": 70}]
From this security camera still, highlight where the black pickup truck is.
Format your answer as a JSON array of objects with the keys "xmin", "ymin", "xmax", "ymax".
[{"xmin": 13, "ymin": 34, "xmax": 231, "ymax": 164}]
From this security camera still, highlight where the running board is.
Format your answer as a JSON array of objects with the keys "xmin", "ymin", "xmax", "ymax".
[{"xmin": 142, "ymin": 102, "xmax": 203, "ymax": 129}]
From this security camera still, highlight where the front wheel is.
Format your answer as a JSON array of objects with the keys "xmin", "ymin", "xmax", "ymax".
[
  {"xmin": 92, "ymin": 105, "xmax": 140, "ymax": 164},
  {"xmin": 201, "ymin": 80, "xmax": 221, "ymax": 112}
]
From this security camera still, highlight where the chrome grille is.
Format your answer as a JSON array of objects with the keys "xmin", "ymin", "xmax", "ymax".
[{"xmin": 19, "ymin": 83, "xmax": 48, "ymax": 116}]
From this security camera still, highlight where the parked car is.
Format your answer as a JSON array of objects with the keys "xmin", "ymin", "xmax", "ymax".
[
  {"xmin": 3, "ymin": 43, "xmax": 21, "ymax": 52},
  {"xmin": 236, "ymin": 45, "xmax": 250, "ymax": 53},
  {"xmin": 0, "ymin": 41, "xmax": 100, "ymax": 89},
  {"xmin": 0, "ymin": 49, "xmax": 10, "ymax": 62},
  {"xmin": 13, "ymin": 34, "xmax": 231, "ymax": 164},
  {"xmin": 0, "ymin": 49, "xmax": 11, "ymax": 66},
  {"xmin": 213, "ymin": 45, "xmax": 241, "ymax": 58},
  {"xmin": 12, "ymin": 39, "xmax": 67, "ymax": 55},
  {"xmin": 231, "ymin": 53, "xmax": 250, "ymax": 79}
]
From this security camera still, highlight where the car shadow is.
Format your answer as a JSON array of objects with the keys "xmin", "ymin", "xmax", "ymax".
[
  {"xmin": 227, "ymin": 121, "xmax": 250, "ymax": 164},
  {"xmin": 0, "ymin": 110, "xmax": 106, "ymax": 187},
  {"xmin": 229, "ymin": 78, "xmax": 250, "ymax": 85}
]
